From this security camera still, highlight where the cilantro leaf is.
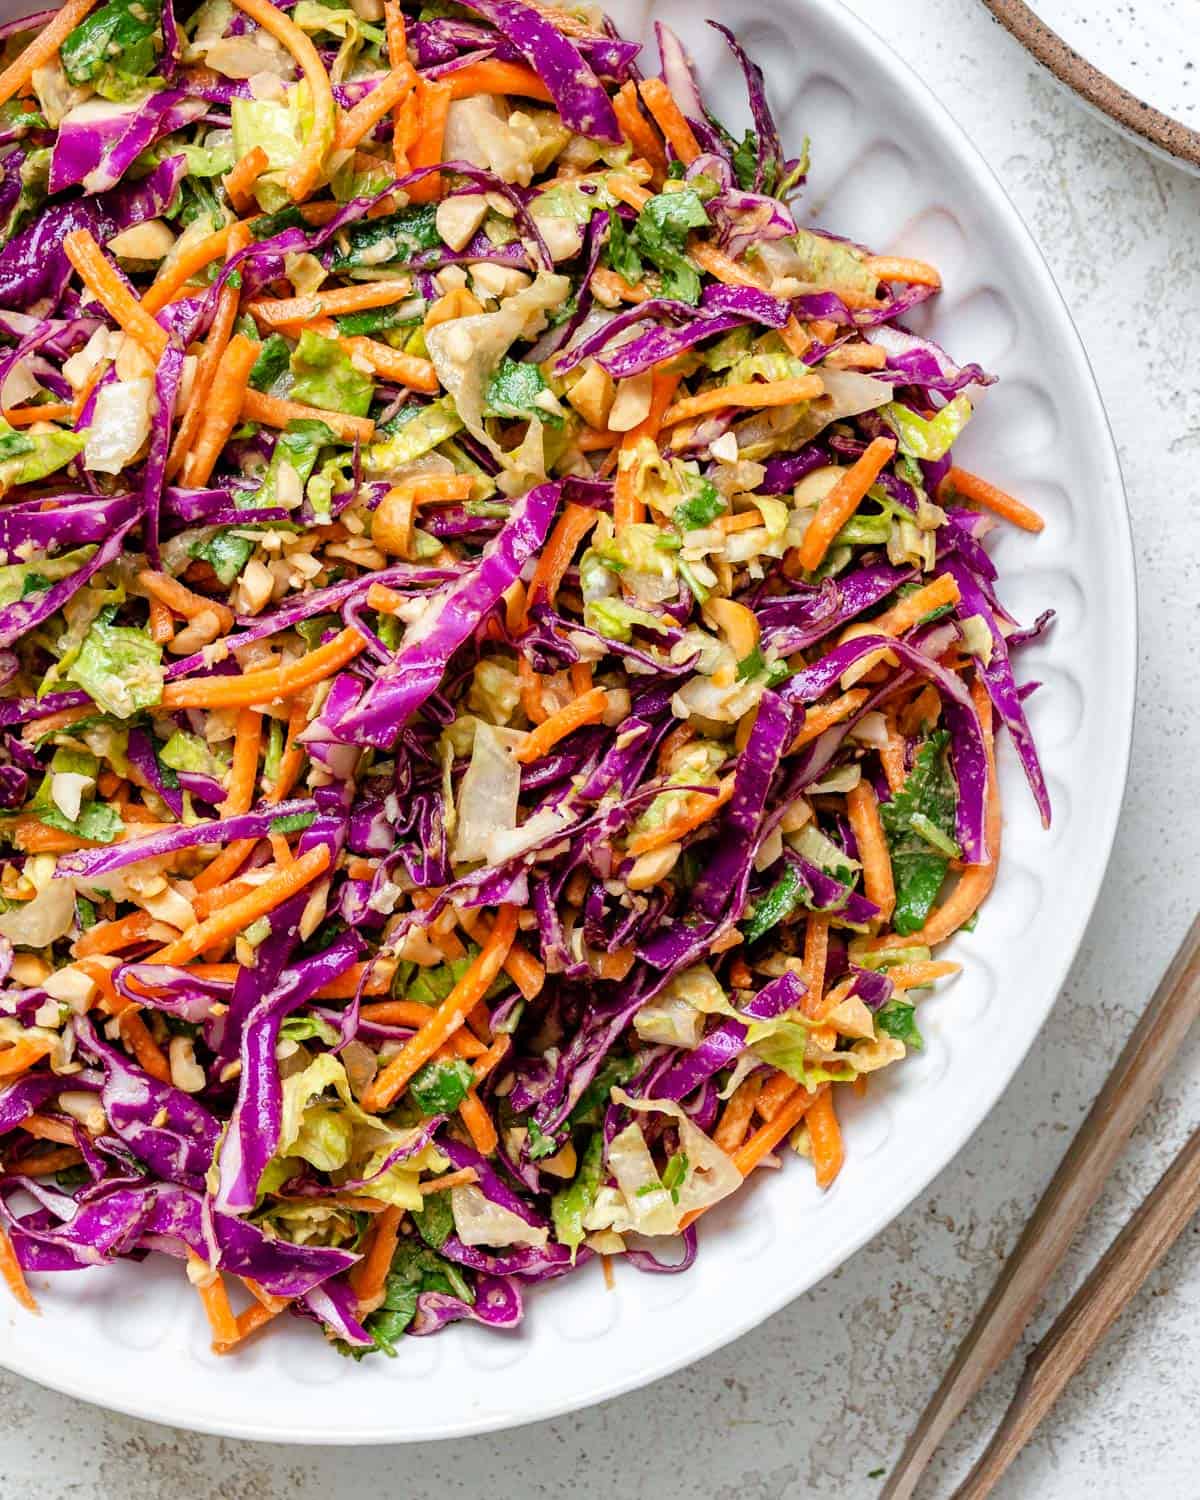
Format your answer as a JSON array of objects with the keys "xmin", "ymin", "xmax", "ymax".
[
  {"xmin": 484, "ymin": 356, "xmax": 561, "ymax": 425},
  {"xmin": 743, "ymin": 864, "xmax": 803, "ymax": 943},
  {"xmin": 876, "ymin": 1001, "xmax": 924, "ymax": 1050},
  {"xmin": 630, "ymin": 189, "xmax": 710, "ymax": 304},
  {"xmin": 249, "ymin": 333, "xmax": 292, "ymax": 394},
  {"xmin": 672, "ymin": 478, "xmax": 726, "ymax": 532},
  {"xmin": 329, "ymin": 203, "xmax": 441, "ymax": 271},
  {"xmin": 37, "ymin": 801, "xmax": 124, "ymax": 845},
  {"xmin": 408, "ymin": 1057, "xmax": 475, "ymax": 1115},
  {"xmin": 605, "ymin": 207, "xmax": 643, "ymax": 286},
  {"xmin": 879, "ymin": 730, "xmax": 957, "ymax": 935}
]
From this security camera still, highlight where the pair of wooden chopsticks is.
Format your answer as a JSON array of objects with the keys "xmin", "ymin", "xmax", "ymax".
[{"xmin": 883, "ymin": 912, "xmax": 1200, "ymax": 1499}]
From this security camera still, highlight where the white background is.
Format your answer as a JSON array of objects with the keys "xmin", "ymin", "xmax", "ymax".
[{"xmin": 3, "ymin": 0, "xmax": 1198, "ymax": 1495}]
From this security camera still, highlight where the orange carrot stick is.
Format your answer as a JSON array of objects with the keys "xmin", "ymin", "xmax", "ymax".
[
  {"xmin": 63, "ymin": 229, "xmax": 168, "ymax": 360},
  {"xmin": 801, "ymin": 914, "xmax": 830, "ymax": 1020},
  {"xmin": 806, "ymin": 1086, "xmax": 844, "ymax": 1189},
  {"xmin": 2, "ymin": 403, "xmax": 73, "ymax": 427},
  {"xmin": 73, "ymin": 910, "xmax": 156, "ymax": 958},
  {"xmin": 0, "ymin": 1036, "xmax": 53, "ymax": 1079},
  {"xmin": 266, "ymin": 698, "xmax": 311, "ymax": 803},
  {"xmin": 0, "ymin": 0, "xmax": 98, "ymax": 109},
  {"xmin": 846, "ymin": 780, "xmax": 895, "ymax": 924},
  {"xmin": 118, "ymin": 1011, "xmax": 172, "ymax": 1084},
  {"xmin": 142, "ymin": 223, "xmax": 240, "ymax": 316},
  {"xmin": 348, "ymin": 1204, "xmax": 402, "ymax": 1307},
  {"xmin": 0, "ymin": 1224, "xmax": 37, "ymax": 1313},
  {"xmin": 869, "ymin": 573, "xmax": 960, "ymax": 638},
  {"xmin": 405, "ymin": 79, "xmax": 452, "ymax": 204},
  {"xmin": 521, "ymin": 501, "xmax": 597, "ymax": 626},
  {"xmin": 443, "ymin": 60, "xmax": 554, "ymax": 103},
  {"xmin": 458, "ymin": 1088, "xmax": 498, "ymax": 1154},
  {"xmin": 362, "ymin": 906, "xmax": 518, "ymax": 1111},
  {"xmin": 162, "ymin": 627, "xmax": 366, "ymax": 710},
  {"xmin": 232, "ymin": 0, "xmax": 334, "ymax": 203},
  {"xmin": 626, "ymin": 776, "xmax": 735, "ymax": 857},
  {"xmin": 736, "ymin": 1083, "xmax": 825, "ymax": 1175},
  {"xmin": 213, "ymin": 1297, "xmax": 284, "ymax": 1353},
  {"xmin": 457, "ymin": 910, "xmax": 545, "ymax": 1001},
  {"xmin": 613, "ymin": 80, "xmax": 667, "ymax": 177},
  {"xmin": 193, "ymin": 1262, "xmax": 240, "ymax": 1348},
  {"xmin": 888, "ymin": 960, "xmax": 961, "ymax": 990},
  {"xmin": 713, "ymin": 1073, "xmax": 763, "ymax": 1154},
  {"xmin": 383, "ymin": 0, "xmax": 412, "ymax": 174},
  {"xmin": 795, "ymin": 436, "xmax": 896, "ymax": 572},
  {"xmin": 221, "ymin": 708, "xmax": 263, "ymax": 817},
  {"xmin": 246, "ymin": 279, "xmax": 412, "ymax": 328},
  {"xmin": 241, "ymin": 388, "xmax": 375, "ymax": 445},
  {"xmin": 149, "ymin": 845, "xmax": 332, "ymax": 966},
  {"xmin": 334, "ymin": 65, "xmax": 417, "ymax": 152},
  {"xmin": 138, "ymin": 570, "xmax": 235, "ymax": 635},
  {"xmin": 879, "ymin": 709, "xmax": 907, "ymax": 794},
  {"xmin": 637, "ymin": 77, "xmax": 702, "ymax": 165},
  {"xmin": 660, "ymin": 375, "xmax": 824, "ymax": 429},
  {"xmin": 315, "ymin": 328, "xmax": 438, "ymax": 391},
  {"xmin": 223, "ymin": 146, "xmax": 269, "ymax": 215},
  {"xmin": 940, "ymin": 466, "xmax": 1045, "ymax": 533},
  {"xmin": 865, "ymin": 255, "xmax": 941, "ymax": 288},
  {"xmin": 788, "ymin": 689, "xmax": 871, "ymax": 753},
  {"xmin": 515, "ymin": 688, "xmax": 608, "ymax": 764},
  {"xmin": 180, "ymin": 333, "xmax": 261, "ymax": 488}
]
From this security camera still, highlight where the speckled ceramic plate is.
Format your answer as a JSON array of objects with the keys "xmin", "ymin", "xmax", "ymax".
[
  {"xmin": 0, "ymin": 0, "xmax": 1136, "ymax": 1443},
  {"xmin": 982, "ymin": 0, "xmax": 1200, "ymax": 172}
]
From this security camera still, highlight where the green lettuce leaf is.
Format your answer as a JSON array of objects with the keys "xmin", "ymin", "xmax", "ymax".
[
  {"xmin": 61, "ymin": 0, "xmax": 161, "ymax": 89},
  {"xmin": 550, "ymin": 1131, "xmax": 603, "ymax": 1256},
  {"xmin": 882, "ymin": 395, "xmax": 973, "ymax": 462},
  {"xmin": 68, "ymin": 623, "xmax": 163, "ymax": 719},
  {"xmin": 289, "ymin": 329, "xmax": 374, "ymax": 417}
]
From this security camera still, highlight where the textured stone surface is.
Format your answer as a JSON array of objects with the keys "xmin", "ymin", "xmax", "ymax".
[{"xmin": 2, "ymin": 2, "xmax": 1198, "ymax": 1495}]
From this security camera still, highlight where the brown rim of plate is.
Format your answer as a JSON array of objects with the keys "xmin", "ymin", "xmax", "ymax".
[{"xmin": 980, "ymin": 0, "xmax": 1200, "ymax": 169}]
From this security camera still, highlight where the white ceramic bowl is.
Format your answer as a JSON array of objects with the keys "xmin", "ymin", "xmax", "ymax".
[{"xmin": 0, "ymin": 0, "xmax": 1136, "ymax": 1441}]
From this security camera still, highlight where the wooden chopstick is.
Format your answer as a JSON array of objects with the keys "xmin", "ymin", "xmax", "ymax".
[
  {"xmin": 951, "ymin": 1121, "xmax": 1200, "ymax": 1498},
  {"xmin": 883, "ymin": 911, "xmax": 1200, "ymax": 1499}
]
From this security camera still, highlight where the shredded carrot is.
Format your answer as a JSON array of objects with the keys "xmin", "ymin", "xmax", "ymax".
[
  {"xmin": 361, "ymin": 999, "xmax": 444, "ymax": 1027},
  {"xmin": 879, "ymin": 709, "xmax": 907, "ymax": 794},
  {"xmin": 801, "ymin": 914, "xmax": 830, "ymax": 1020},
  {"xmin": 221, "ymin": 708, "xmax": 263, "ymax": 817},
  {"xmin": 118, "ymin": 1011, "xmax": 171, "ymax": 1084},
  {"xmin": 223, "ymin": 146, "xmax": 269, "ymax": 216},
  {"xmin": 315, "ymin": 327, "xmax": 438, "ymax": 391},
  {"xmin": 192, "ymin": 839, "xmax": 255, "ymax": 894},
  {"xmin": 21, "ymin": 1114, "xmax": 79, "ymax": 1146},
  {"xmin": 614, "ymin": 368, "xmax": 680, "ymax": 526},
  {"xmin": 420, "ymin": 1167, "xmax": 477, "ymax": 1197},
  {"xmin": 150, "ymin": 845, "xmax": 332, "ymax": 967},
  {"xmin": 213, "ymin": 1297, "xmax": 284, "ymax": 1353},
  {"xmin": 457, "ymin": 910, "xmax": 545, "ymax": 1001},
  {"xmin": 405, "ymin": 78, "xmax": 452, "ymax": 204},
  {"xmin": 443, "ymin": 59, "xmax": 554, "ymax": 103},
  {"xmin": 613, "ymin": 80, "xmax": 667, "ymax": 178},
  {"xmin": 138, "ymin": 570, "xmax": 235, "ymax": 635},
  {"xmin": 232, "ymin": 0, "xmax": 333, "ymax": 202},
  {"xmin": 382, "ymin": 0, "xmax": 414, "ymax": 170},
  {"xmin": 846, "ymin": 780, "xmax": 895, "ymax": 925},
  {"xmin": 458, "ymin": 1088, "xmax": 499, "ymax": 1154},
  {"xmin": 637, "ymin": 77, "xmax": 701, "ymax": 165},
  {"xmin": 334, "ymin": 64, "xmax": 417, "ymax": 153},
  {"xmin": 266, "ymin": 698, "xmax": 311, "ymax": 804},
  {"xmin": 63, "ymin": 228, "xmax": 168, "ymax": 360},
  {"xmin": 889, "ymin": 960, "xmax": 961, "ymax": 990},
  {"xmin": 865, "ymin": 255, "xmax": 942, "ymax": 288},
  {"xmin": 795, "ymin": 435, "xmax": 897, "ymax": 572},
  {"xmin": 940, "ymin": 466, "xmax": 1045, "ymax": 533},
  {"xmin": 870, "ymin": 679, "xmax": 998, "ymax": 950},
  {"xmin": 0, "ymin": 1224, "xmax": 37, "ymax": 1313},
  {"xmin": 870, "ymin": 573, "xmax": 960, "ymax": 638},
  {"xmin": 0, "ymin": 1036, "xmax": 53, "ymax": 1079},
  {"xmin": 74, "ymin": 910, "xmax": 156, "ymax": 958},
  {"xmin": 0, "ymin": 0, "xmax": 98, "ymax": 109},
  {"xmin": 181, "ymin": 333, "xmax": 261, "ymax": 488},
  {"xmin": 311, "ymin": 959, "xmax": 394, "ymax": 1000},
  {"xmin": 362, "ymin": 905, "xmax": 518, "ymax": 1111},
  {"xmin": 626, "ymin": 775, "xmax": 735, "ymax": 857},
  {"xmin": 522, "ymin": 501, "xmax": 597, "ymax": 627},
  {"xmin": 713, "ymin": 1073, "xmax": 763, "ymax": 1154},
  {"xmin": 517, "ymin": 655, "xmax": 549, "ymax": 727},
  {"xmin": 736, "ymin": 1082, "xmax": 825, "ymax": 1177},
  {"xmin": 590, "ymin": 946, "xmax": 636, "ymax": 981},
  {"xmin": 589, "ymin": 266, "xmax": 653, "ymax": 303},
  {"xmin": 165, "ymin": 628, "xmax": 366, "ymax": 711},
  {"xmin": 242, "ymin": 388, "xmax": 375, "ymax": 445},
  {"xmin": 247, "ymin": 279, "xmax": 412, "ymax": 328},
  {"xmin": 569, "ymin": 660, "xmax": 594, "ymax": 696},
  {"xmin": 142, "ymin": 222, "xmax": 239, "ymax": 316},
  {"xmin": 193, "ymin": 1261, "xmax": 240, "ymax": 1348},
  {"xmin": 2, "ymin": 402, "xmax": 73, "ymax": 426},
  {"xmin": 348, "ymin": 1204, "xmax": 402, "ymax": 1308},
  {"xmin": 806, "ymin": 1086, "xmax": 845, "ymax": 1189},
  {"xmin": 661, "ymin": 375, "xmax": 824, "ymax": 429},
  {"xmin": 789, "ymin": 688, "xmax": 869, "ymax": 752}
]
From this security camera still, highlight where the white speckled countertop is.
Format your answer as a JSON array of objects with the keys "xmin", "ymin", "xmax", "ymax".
[{"xmin": 3, "ymin": 2, "xmax": 1198, "ymax": 1495}]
